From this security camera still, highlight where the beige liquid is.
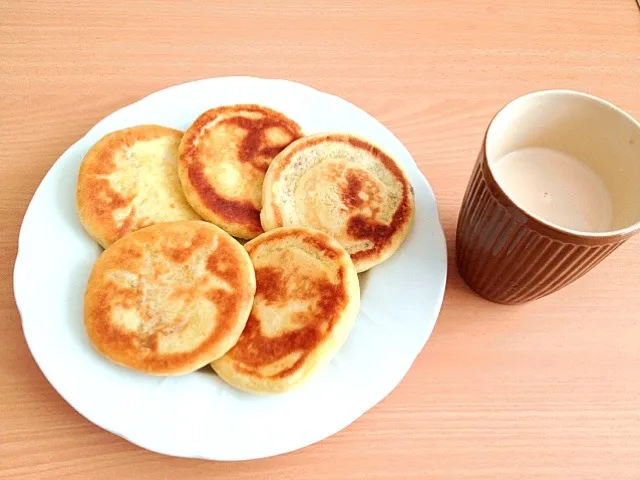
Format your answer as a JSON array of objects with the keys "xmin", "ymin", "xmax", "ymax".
[{"xmin": 491, "ymin": 147, "xmax": 614, "ymax": 233}]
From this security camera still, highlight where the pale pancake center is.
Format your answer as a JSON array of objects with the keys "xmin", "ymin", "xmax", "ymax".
[
  {"xmin": 198, "ymin": 120, "xmax": 262, "ymax": 205},
  {"xmin": 107, "ymin": 237, "xmax": 233, "ymax": 354},
  {"xmin": 99, "ymin": 137, "xmax": 199, "ymax": 230}
]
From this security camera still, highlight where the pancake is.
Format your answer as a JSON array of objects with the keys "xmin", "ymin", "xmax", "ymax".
[
  {"xmin": 211, "ymin": 227, "xmax": 360, "ymax": 394},
  {"xmin": 84, "ymin": 220, "xmax": 256, "ymax": 375},
  {"xmin": 178, "ymin": 104, "xmax": 303, "ymax": 239},
  {"xmin": 261, "ymin": 133, "xmax": 415, "ymax": 272},
  {"xmin": 76, "ymin": 125, "xmax": 201, "ymax": 248}
]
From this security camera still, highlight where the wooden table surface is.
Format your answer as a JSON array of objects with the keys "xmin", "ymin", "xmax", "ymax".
[{"xmin": 2, "ymin": 1, "xmax": 640, "ymax": 478}]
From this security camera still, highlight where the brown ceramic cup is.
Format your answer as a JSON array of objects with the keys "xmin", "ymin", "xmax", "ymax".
[{"xmin": 456, "ymin": 90, "xmax": 640, "ymax": 304}]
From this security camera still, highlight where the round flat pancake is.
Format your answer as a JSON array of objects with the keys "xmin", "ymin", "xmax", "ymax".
[
  {"xmin": 211, "ymin": 227, "xmax": 360, "ymax": 394},
  {"xmin": 84, "ymin": 220, "xmax": 256, "ymax": 375},
  {"xmin": 178, "ymin": 104, "xmax": 303, "ymax": 240},
  {"xmin": 261, "ymin": 133, "xmax": 415, "ymax": 272},
  {"xmin": 76, "ymin": 125, "xmax": 201, "ymax": 248}
]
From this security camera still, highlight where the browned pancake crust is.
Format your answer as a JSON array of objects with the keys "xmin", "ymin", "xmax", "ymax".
[
  {"xmin": 211, "ymin": 227, "xmax": 360, "ymax": 393},
  {"xmin": 84, "ymin": 220, "xmax": 256, "ymax": 375},
  {"xmin": 263, "ymin": 133, "xmax": 415, "ymax": 270},
  {"xmin": 228, "ymin": 230, "xmax": 349, "ymax": 379},
  {"xmin": 178, "ymin": 105, "xmax": 303, "ymax": 238}
]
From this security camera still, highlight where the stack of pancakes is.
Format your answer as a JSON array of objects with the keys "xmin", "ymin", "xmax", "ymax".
[{"xmin": 77, "ymin": 104, "xmax": 415, "ymax": 394}]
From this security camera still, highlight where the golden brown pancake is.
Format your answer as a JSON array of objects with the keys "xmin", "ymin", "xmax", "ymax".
[
  {"xmin": 76, "ymin": 125, "xmax": 201, "ymax": 248},
  {"xmin": 261, "ymin": 133, "xmax": 415, "ymax": 272},
  {"xmin": 211, "ymin": 227, "xmax": 360, "ymax": 394},
  {"xmin": 84, "ymin": 220, "xmax": 256, "ymax": 375},
  {"xmin": 178, "ymin": 104, "xmax": 303, "ymax": 239}
]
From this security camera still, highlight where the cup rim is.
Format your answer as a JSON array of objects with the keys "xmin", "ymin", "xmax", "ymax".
[{"xmin": 484, "ymin": 89, "xmax": 640, "ymax": 239}]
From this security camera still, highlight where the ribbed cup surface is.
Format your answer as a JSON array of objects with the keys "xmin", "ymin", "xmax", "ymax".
[{"xmin": 456, "ymin": 148, "xmax": 625, "ymax": 305}]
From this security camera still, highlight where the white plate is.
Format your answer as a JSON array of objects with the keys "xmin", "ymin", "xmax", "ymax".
[{"xmin": 14, "ymin": 77, "xmax": 447, "ymax": 461}]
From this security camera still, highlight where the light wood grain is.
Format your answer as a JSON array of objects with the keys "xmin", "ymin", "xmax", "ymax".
[{"xmin": 1, "ymin": 1, "xmax": 640, "ymax": 478}]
